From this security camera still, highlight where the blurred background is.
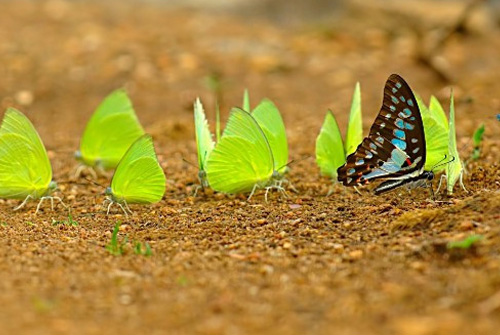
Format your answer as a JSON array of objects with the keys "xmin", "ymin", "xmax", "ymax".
[
  {"xmin": 0, "ymin": 0, "xmax": 499, "ymax": 162},
  {"xmin": 1, "ymin": 2, "xmax": 500, "ymax": 334}
]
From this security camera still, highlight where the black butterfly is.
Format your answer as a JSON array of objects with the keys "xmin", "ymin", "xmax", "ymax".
[{"xmin": 337, "ymin": 74, "xmax": 434, "ymax": 194}]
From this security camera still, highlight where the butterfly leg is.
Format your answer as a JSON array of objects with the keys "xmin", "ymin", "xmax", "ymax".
[
  {"xmin": 459, "ymin": 172, "xmax": 468, "ymax": 193},
  {"xmin": 14, "ymin": 195, "xmax": 34, "ymax": 211},
  {"xmin": 106, "ymin": 201, "xmax": 114, "ymax": 215},
  {"xmin": 278, "ymin": 186, "xmax": 288, "ymax": 198},
  {"xmin": 116, "ymin": 202, "xmax": 129, "ymax": 217},
  {"xmin": 123, "ymin": 200, "xmax": 133, "ymax": 214},
  {"xmin": 104, "ymin": 197, "xmax": 113, "ymax": 215},
  {"xmin": 264, "ymin": 184, "xmax": 288, "ymax": 202},
  {"xmin": 435, "ymin": 174, "xmax": 447, "ymax": 194},
  {"xmin": 193, "ymin": 185, "xmax": 202, "ymax": 197},
  {"xmin": 74, "ymin": 164, "xmax": 98, "ymax": 179},
  {"xmin": 281, "ymin": 178, "xmax": 298, "ymax": 193},
  {"xmin": 52, "ymin": 197, "xmax": 68, "ymax": 209},
  {"xmin": 247, "ymin": 184, "xmax": 259, "ymax": 201},
  {"xmin": 264, "ymin": 187, "xmax": 270, "ymax": 202},
  {"xmin": 35, "ymin": 197, "xmax": 47, "ymax": 214},
  {"xmin": 73, "ymin": 164, "xmax": 84, "ymax": 178}
]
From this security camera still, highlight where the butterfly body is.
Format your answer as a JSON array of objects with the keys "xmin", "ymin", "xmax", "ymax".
[
  {"xmin": 338, "ymin": 74, "xmax": 431, "ymax": 194},
  {"xmin": 374, "ymin": 171, "xmax": 434, "ymax": 195}
]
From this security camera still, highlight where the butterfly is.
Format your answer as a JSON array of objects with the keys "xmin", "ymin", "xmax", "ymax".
[
  {"xmin": 193, "ymin": 97, "xmax": 216, "ymax": 191},
  {"xmin": 75, "ymin": 89, "xmax": 145, "ymax": 178},
  {"xmin": 206, "ymin": 99, "xmax": 289, "ymax": 200},
  {"xmin": 0, "ymin": 108, "xmax": 66, "ymax": 213},
  {"xmin": 316, "ymin": 82, "xmax": 362, "ymax": 180},
  {"xmin": 337, "ymin": 74, "xmax": 434, "ymax": 194},
  {"xmin": 104, "ymin": 134, "xmax": 166, "ymax": 216},
  {"xmin": 315, "ymin": 110, "xmax": 346, "ymax": 179}
]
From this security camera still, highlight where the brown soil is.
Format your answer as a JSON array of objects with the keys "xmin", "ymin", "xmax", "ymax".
[{"xmin": 1, "ymin": 1, "xmax": 499, "ymax": 334}]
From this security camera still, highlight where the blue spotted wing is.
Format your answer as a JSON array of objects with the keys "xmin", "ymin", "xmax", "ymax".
[{"xmin": 337, "ymin": 74, "xmax": 426, "ymax": 187}]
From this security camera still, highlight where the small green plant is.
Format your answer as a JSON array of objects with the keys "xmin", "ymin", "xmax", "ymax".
[
  {"xmin": 52, "ymin": 213, "xmax": 78, "ymax": 226},
  {"xmin": 177, "ymin": 275, "xmax": 189, "ymax": 286},
  {"xmin": 471, "ymin": 124, "xmax": 485, "ymax": 161},
  {"xmin": 134, "ymin": 241, "xmax": 152, "ymax": 256},
  {"xmin": 447, "ymin": 234, "xmax": 483, "ymax": 249},
  {"xmin": 106, "ymin": 222, "xmax": 127, "ymax": 256},
  {"xmin": 32, "ymin": 296, "xmax": 55, "ymax": 313}
]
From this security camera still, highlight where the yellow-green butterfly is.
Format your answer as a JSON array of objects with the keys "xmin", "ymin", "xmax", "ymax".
[
  {"xmin": 206, "ymin": 99, "xmax": 289, "ymax": 200},
  {"xmin": 315, "ymin": 82, "xmax": 362, "ymax": 180},
  {"xmin": 104, "ymin": 134, "xmax": 166, "ymax": 216},
  {"xmin": 193, "ymin": 97, "xmax": 215, "ymax": 190},
  {"xmin": 417, "ymin": 95, "xmax": 448, "ymax": 172},
  {"xmin": 0, "ymin": 108, "xmax": 66, "ymax": 213},
  {"xmin": 445, "ymin": 92, "xmax": 466, "ymax": 194},
  {"xmin": 418, "ymin": 93, "xmax": 466, "ymax": 194},
  {"xmin": 315, "ymin": 110, "xmax": 345, "ymax": 179},
  {"xmin": 75, "ymin": 89, "xmax": 145, "ymax": 177},
  {"xmin": 344, "ymin": 82, "xmax": 363, "ymax": 156}
]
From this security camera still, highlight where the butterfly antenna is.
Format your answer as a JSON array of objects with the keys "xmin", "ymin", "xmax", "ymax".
[
  {"xmin": 277, "ymin": 155, "xmax": 311, "ymax": 171},
  {"xmin": 431, "ymin": 154, "xmax": 456, "ymax": 172},
  {"xmin": 56, "ymin": 179, "xmax": 91, "ymax": 187},
  {"xmin": 83, "ymin": 177, "xmax": 106, "ymax": 188}
]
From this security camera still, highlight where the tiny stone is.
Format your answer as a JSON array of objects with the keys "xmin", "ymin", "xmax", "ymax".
[
  {"xmin": 349, "ymin": 250, "xmax": 363, "ymax": 260},
  {"xmin": 15, "ymin": 90, "xmax": 34, "ymax": 106},
  {"xmin": 459, "ymin": 221, "xmax": 474, "ymax": 231},
  {"xmin": 256, "ymin": 219, "xmax": 267, "ymax": 225}
]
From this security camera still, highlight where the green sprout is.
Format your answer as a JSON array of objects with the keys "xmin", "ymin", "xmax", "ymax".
[
  {"xmin": 471, "ymin": 124, "xmax": 485, "ymax": 161},
  {"xmin": 106, "ymin": 222, "xmax": 128, "ymax": 256},
  {"xmin": 52, "ymin": 213, "xmax": 78, "ymax": 226},
  {"xmin": 134, "ymin": 241, "xmax": 153, "ymax": 256},
  {"xmin": 447, "ymin": 234, "xmax": 483, "ymax": 249}
]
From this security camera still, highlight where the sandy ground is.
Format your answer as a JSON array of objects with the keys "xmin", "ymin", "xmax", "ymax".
[{"xmin": 0, "ymin": 1, "xmax": 499, "ymax": 334}]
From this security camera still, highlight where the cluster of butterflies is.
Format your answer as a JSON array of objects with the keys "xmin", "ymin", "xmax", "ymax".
[
  {"xmin": 0, "ymin": 90, "xmax": 165, "ymax": 215},
  {"xmin": 0, "ymin": 74, "xmax": 466, "ymax": 216}
]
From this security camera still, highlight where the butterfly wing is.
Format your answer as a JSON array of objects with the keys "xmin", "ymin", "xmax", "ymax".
[
  {"xmin": 344, "ymin": 82, "xmax": 363, "ymax": 156},
  {"xmin": 429, "ymin": 96, "xmax": 449, "ymax": 131},
  {"xmin": 79, "ymin": 89, "xmax": 144, "ymax": 169},
  {"xmin": 315, "ymin": 110, "xmax": 346, "ymax": 179},
  {"xmin": 242, "ymin": 89, "xmax": 250, "ymax": 112},
  {"xmin": 338, "ymin": 74, "xmax": 426, "ymax": 186},
  {"xmin": 251, "ymin": 99, "xmax": 288, "ymax": 174},
  {"xmin": 206, "ymin": 108, "xmax": 274, "ymax": 194},
  {"xmin": 194, "ymin": 98, "xmax": 215, "ymax": 171},
  {"xmin": 0, "ymin": 108, "xmax": 52, "ymax": 199},
  {"xmin": 446, "ymin": 93, "xmax": 464, "ymax": 194},
  {"xmin": 111, "ymin": 135, "xmax": 165, "ymax": 204},
  {"xmin": 417, "ymin": 95, "xmax": 448, "ymax": 171}
]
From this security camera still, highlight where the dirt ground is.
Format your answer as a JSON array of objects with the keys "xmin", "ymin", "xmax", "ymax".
[{"xmin": 0, "ymin": 1, "xmax": 499, "ymax": 334}]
